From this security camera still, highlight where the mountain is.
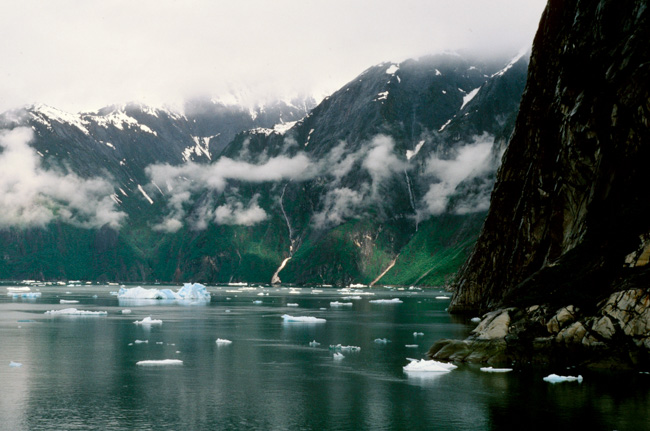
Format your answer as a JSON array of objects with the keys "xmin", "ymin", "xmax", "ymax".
[
  {"xmin": 429, "ymin": 0, "xmax": 650, "ymax": 369},
  {"xmin": 0, "ymin": 52, "xmax": 528, "ymax": 284}
]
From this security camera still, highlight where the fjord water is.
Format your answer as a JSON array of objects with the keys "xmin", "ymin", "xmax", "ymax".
[{"xmin": 1, "ymin": 286, "xmax": 648, "ymax": 430}]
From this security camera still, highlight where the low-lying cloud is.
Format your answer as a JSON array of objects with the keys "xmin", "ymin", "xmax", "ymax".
[{"xmin": 0, "ymin": 127, "xmax": 126, "ymax": 229}]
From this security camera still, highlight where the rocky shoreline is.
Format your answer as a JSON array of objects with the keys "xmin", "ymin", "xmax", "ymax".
[{"xmin": 429, "ymin": 288, "xmax": 650, "ymax": 370}]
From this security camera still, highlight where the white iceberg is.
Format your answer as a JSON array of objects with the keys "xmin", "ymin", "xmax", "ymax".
[
  {"xmin": 333, "ymin": 352, "xmax": 345, "ymax": 360},
  {"xmin": 134, "ymin": 339, "xmax": 148, "ymax": 344},
  {"xmin": 480, "ymin": 367, "xmax": 513, "ymax": 373},
  {"xmin": 118, "ymin": 283, "xmax": 210, "ymax": 301},
  {"xmin": 281, "ymin": 314, "xmax": 326, "ymax": 323},
  {"xmin": 9, "ymin": 361, "xmax": 22, "ymax": 367},
  {"xmin": 134, "ymin": 316, "xmax": 163, "ymax": 325},
  {"xmin": 215, "ymin": 338, "xmax": 232, "ymax": 345},
  {"xmin": 403, "ymin": 359, "xmax": 457, "ymax": 373},
  {"xmin": 122, "ymin": 309, "xmax": 132, "ymax": 314},
  {"xmin": 471, "ymin": 317, "xmax": 482, "ymax": 323},
  {"xmin": 330, "ymin": 301, "xmax": 353, "ymax": 307},
  {"xmin": 60, "ymin": 300, "xmax": 79, "ymax": 304},
  {"xmin": 435, "ymin": 296, "xmax": 451, "ymax": 300},
  {"xmin": 45, "ymin": 308, "xmax": 107, "ymax": 316},
  {"xmin": 136, "ymin": 359, "xmax": 183, "ymax": 366},
  {"xmin": 543, "ymin": 373, "xmax": 583, "ymax": 383},
  {"xmin": 405, "ymin": 344, "xmax": 419, "ymax": 348},
  {"xmin": 7, "ymin": 287, "xmax": 31, "ymax": 292},
  {"xmin": 253, "ymin": 300, "xmax": 263, "ymax": 304},
  {"xmin": 413, "ymin": 332, "xmax": 424, "ymax": 337},
  {"xmin": 287, "ymin": 303, "xmax": 299, "ymax": 307},
  {"xmin": 374, "ymin": 338, "xmax": 391, "ymax": 344},
  {"xmin": 309, "ymin": 340, "xmax": 321, "ymax": 347},
  {"xmin": 369, "ymin": 298, "xmax": 403, "ymax": 304}
]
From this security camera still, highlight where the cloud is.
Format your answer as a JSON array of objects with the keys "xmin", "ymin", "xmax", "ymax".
[
  {"xmin": 362, "ymin": 135, "xmax": 409, "ymax": 198},
  {"xmin": 0, "ymin": 127, "xmax": 126, "ymax": 229},
  {"xmin": 418, "ymin": 134, "xmax": 495, "ymax": 220},
  {"xmin": 0, "ymin": 0, "xmax": 547, "ymax": 113},
  {"xmin": 311, "ymin": 186, "xmax": 368, "ymax": 229},
  {"xmin": 214, "ymin": 194, "xmax": 268, "ymax": 226}
]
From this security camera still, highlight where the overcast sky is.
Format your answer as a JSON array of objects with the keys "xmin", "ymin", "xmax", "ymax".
[{"xmin": 0, "ymin": 0, "xmax": 547, "ymax": 113}]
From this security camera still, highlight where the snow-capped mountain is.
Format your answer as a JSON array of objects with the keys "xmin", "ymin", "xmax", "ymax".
[{"xmin": 0, "ymin": 52, "xmax": 528, "ymax": 284}]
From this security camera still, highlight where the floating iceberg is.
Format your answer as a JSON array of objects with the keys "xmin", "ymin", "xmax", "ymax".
[
  {"xmin": 134, "ymin": 339, "xmax": 148, "ymax": 344},
  {"xmin": 413, "ymin": 332, "xmax": 424, "ymax": 337},
  {"xmin": 7, "ymin": 287, "xmax": 31, "ymax": 292},
  {"xmin": 374, "ymin": 338, "xmax": 391, "ymax": 344},
  {"xmin": 7, "ymin": 292, "xmax": 42, "ymax": 298},
  {"xmin": 134, "ymin": 316, "xmax": 163, "ymax": 325},
  {"xmin": 215, "ymin": 338, "xmax": 232, "ymax": 345},
  {"xmin": 471, "ymin": 317, "xmax": 482, "ymax": 323},
  {"xmin": 435, "ymin": 296, "xmax": 451, "ymax": 300},
  {"xmin": 309, "ymin": 340, "xmax": 321, "ymax": 347},
  {"xmin": 543, "ymin": 374, "xmax": 583, "ymax": 383},
  {"xmin": 369, "ymin": 298, "xmax": 403, "ymax": 304},
  {"xmin": 341, "ymin": 296, "xmax": 362, "ymax": 300},
  {"xmin": 330, "ymin": 301, "xmax": 353, "ymax": 307},
  {"xmin": 281, "ymin": 314, "xmax": 326, "ymax": 323},
  {"xmin": 403, "ymin": 359, "xmax": 457, "ymax": 373},
  {"xmin": 121, "ymin": 309, "xmax": 132, "ymax": 314},
  {"xmin": 60, "ymin": 300, "xmax": 79, "ymax": 304},
  {"xmin": 287, "ymin": 303, "xmax": 299, "ymax": 307},
  {"xmin": 253, "ymin": 300, "xmax": 263, "ymax": 304},
  {"xmin": 480, "ymin": 367, "xmax": 513, "ymax": 373},
  {"xmin": 136, "ymin": 359, "xmax": 183, "ymax": 366},
  {"xmin": 45, "ymin": 308, "xmax": 107, "ymax": 316},
  {"xmin": 405, "ymin": 344, "xmax": 419, "ymax": 348},
  {"xmin": 118, "ymin": 283, "xmax": 210, "ymax": 301},
  {"xmin": 9, "ymin": 361, "xmax": 22, "ymax": 367},
  {"xmin": 333, "ymin": 352, "xmax": 345, "ymax": 360}
]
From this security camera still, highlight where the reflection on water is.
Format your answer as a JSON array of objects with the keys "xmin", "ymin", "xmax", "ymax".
[{"xmin": 0, "ymin": 285, "xmax": 648, "ymax": 430}]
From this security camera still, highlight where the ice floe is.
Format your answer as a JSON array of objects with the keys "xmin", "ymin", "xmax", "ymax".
[
  {"xmin": 330, "ymin": 301, "xmax": 353, "ymax": 307},
  {"xmin": 134, "ymin": 316, "xmax": 163, "ymax": 325},
  {"xmin": 287, "ymin": 303, "xmax": 299, "ymax": 307},
  {"xmin": 403, "ymin": 359, "xmax": 457, "ymax": 373},
  {"xmin": 7, "ymin": 292, "xmax": 42, "ymax": 298},
  {"xmin": 118, "ymin": 283, "xmax": 210, "ymax": 301},
  {"xmin": 60, "ymin": 300, "xmax": 79, "ymax": 304},
  {"xmin": 9, "ymin": 361, "xmax": 22, "ymax": 367},
  {"xmin": 374, "ymin": 338, "xmax": 391, "ymax": 344},
  {"xmin": 136, "ymin": 359, "xmax": 183, "ymax": 366},
  {"xmin": 480, "ymin": 367, "xmax": 513, "ymax": 373},
  {"xmin": 543, "ymin": 374, "xmax": 583, "ymax": 383},
  {"xmin": 413, "ymin": 332, "xmax": 424, "ymax": 337},
  {"xmin": 333, "ymin": 352, "xmax": 345, "ymax": 360},
  {"xmin": 215, "ymin": 338, "xmax": 232, "ymax": 345},
  {"xmin": 470, "ymin": 317, "xmax": 481, "ymax": 323},
  {"xmin": 329, "ymin": 344, "xmax": 361, "ymax": 352},
  {"xmin": 281, "ymin": 314, "xmax": 326, "ymax": 323},
  {"xmin": 369, "ymin": 298, "xmax": 403, "ymax": 304},
  {"xmin": 121, "ymin": 309, "xmax": 132, "ymax": 314},
  {"xmin": 309, "ymin": 340, "xmax": 321, "ymax": 347},
  {"xmin": 405, "ymin": 344, "xmax": 419, "ymax": 348},
  {"xmin": 45, "ymin": 308, "xmax": 107, "ymax": 316}
]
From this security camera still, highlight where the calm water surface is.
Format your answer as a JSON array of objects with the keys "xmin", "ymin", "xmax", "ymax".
[{"xmin": 1, "ymin": 285, "xmax": 648, "ymax": 430}]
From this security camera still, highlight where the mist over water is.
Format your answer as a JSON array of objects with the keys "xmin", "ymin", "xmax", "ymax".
[{"xmin": 1, "ymin": 285, "xmax": 647, "ymax": 430}]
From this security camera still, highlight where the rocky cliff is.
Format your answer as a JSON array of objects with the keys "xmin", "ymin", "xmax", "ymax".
[{"xmin": 433, "ymin": 0, "xmax": 650, "ymax": 369}]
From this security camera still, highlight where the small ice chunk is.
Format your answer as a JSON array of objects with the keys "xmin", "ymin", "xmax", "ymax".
[
  {"xmin": 215, "ymin": 338, "xmax": 232, "ymax": 345},
  {"xmin": 59, "ymin": 300, "xmax": 79, "ymax": 304},
  {"xmin": 122, "ymin": 309, "xmax": 132, "ymax": 314},
  {"xmin": 330, "ymin": 301, "xmax": 353, "ymax": 307},
  {"xmin": 413, "ymin": 332, "xmax": 424, "ymax": 337},
  {"xmin": 281, "ymin": 314, "xmax": 326, "ymax": 323},
  {"xmin": 7, "ymin": 292, "xmax": 42, "ymax": 298},
  {"xmin": 405, "ymin": 344, "xmax": 419, "ymax": 348},
  {"xmin": 257, "ymin": 292, "xmax": 265, "ymax": 296},
  {"xmin": 136, "ymin": 359, "xmax": 183, "ymax": 366},
  {"xmin": 333, "ymin": 352, "xmax": 345, "ymax": 360},
  {"xmin": 156, "ymin": 342, "xmax": 164, "ymax": 345},
  {"xmin": 543, "ymin": 374, "xmax": 583, "ymax": 383},
  {"xmin": 435, "ymin": 296, "xmax": 451, "ymax": 300},
  {"xmin": 253, "ymin": 300, "xmax": 263, "ymax": 304},
  {"xmin": 341, "ymin": 296, "xmax": 362, "ymax": 300},
  {"xmin": 9, "ymin": 361, "xmax": 22, "ymax": 367},
  {"xmin": 287, "ymin": 303, "xmax": 299, "ymax": 307},
  {"xmin": 134, "ymin": 316, "xmax": 163, "ymax": 325},
  {"xmin": 309, "ymin": 340, "xmax": 320, "ymax": 347},
  {"xmin": 403, "ymin": 359, "xmax": 457, "ymax": 373},
  {"xmin": 369, "ymin": 298, "xmax": 403, "ymax": 304},
  {"xmin": 118, "ymin": 283, "xmax": 210, "ymax": 301},
  {"xmin": 470, "ymin": 317, "xmax": 481, "ymax": 323},
  {"xmin": 374, "ymin": 338, "xmax": 391, "ymax": 344},
  {"xmin": 134, "ymin": 339, "xmax": 148, "ymax": 344},
  {"xmin": 330, "ymin": 344, "xmax": 361, "ymax": 352},
  {"xmin": 480, "ymin": 367, "xmax": 513, "ymax": 373},
  {"xmin": 45, "ymin": 308, "xmax": 107, "ymax": 316}
]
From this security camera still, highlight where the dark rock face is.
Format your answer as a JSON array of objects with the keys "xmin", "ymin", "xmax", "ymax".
[{"xmin": 450, "ymin": 0, "xmax": 650, "ymax": 315}]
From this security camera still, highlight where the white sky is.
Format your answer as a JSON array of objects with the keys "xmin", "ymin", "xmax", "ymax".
[{"xmin": 0, "ymin": 0, "xmax": 547, "ymax": 113}]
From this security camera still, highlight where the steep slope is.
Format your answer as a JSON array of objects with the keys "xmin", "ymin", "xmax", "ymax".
[{"xmin": 431, "ymin": 0, "xmax": 650, "ymax": 369}]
